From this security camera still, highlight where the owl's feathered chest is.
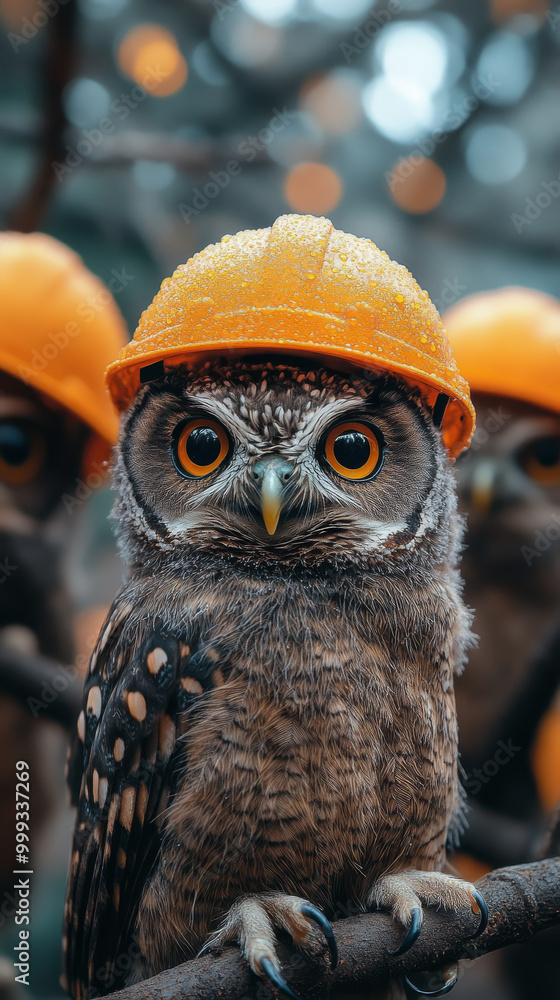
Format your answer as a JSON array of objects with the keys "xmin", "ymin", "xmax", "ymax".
[{"xmin": 118, "ymin": 566, "xmax": 460, "ymax": 906}]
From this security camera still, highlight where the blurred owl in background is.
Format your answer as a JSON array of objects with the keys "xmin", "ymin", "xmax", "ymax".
[
  {"xmin": 445, "ymin": 287, "xmax": 560, "ymax": 1000},
  {"xmin": 0, "ymin": 233, "xmax": 127, "ymax": 893},
  {"xmin": 64, "ymin": 216, "xmax": 486, "ymax": 1000}
]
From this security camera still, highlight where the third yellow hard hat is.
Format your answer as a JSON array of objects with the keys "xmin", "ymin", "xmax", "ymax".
[
  {"xmin": 0, "ymin": 232, "xmax": 128, "ymax": 474},
  {"xmin": 443, "ymin": 287, "xmax": 560, "ymax": 416},
  {"xmin": 106, "ymin": 214, "xmax": 474, "ymax": 456}
]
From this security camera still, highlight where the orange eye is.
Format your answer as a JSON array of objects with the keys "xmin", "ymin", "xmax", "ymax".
[
  {"xmin": 323, "ymin": 421, "xmax": 382, "ymax": 480},
  {"xmin": 173, "ymin": 418, "xmax": 230, "ymax": 478},
  {"xmin": 520, "ymin": 435, "xmax": 560, "ymax": 486},
  {"xmin": 0, "ymin": 422, "xmax": 45, "ymax": 485}
]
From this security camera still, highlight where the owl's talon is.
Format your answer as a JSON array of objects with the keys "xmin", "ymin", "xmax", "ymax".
[
  {"xmin": 387, "ymin": 906, "xmax": 423, "ymax": 956},
  {"xmin": 299, "ymin": 903, "xmax": 338, "ymax": 969},
  {"xmin": 469, "ymin": 889, "xmax": 488, "ymax": 936},
  {"xmin": 260, "ymin": 956, "xmax": 301, "ymax": 1000}
]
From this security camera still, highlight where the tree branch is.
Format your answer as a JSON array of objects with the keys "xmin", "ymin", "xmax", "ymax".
[
  {"xmin": 105, "ymin": 859, "xmax": 560, "ymax": 1000},
  {"xmin": 0, "ymin": 649, "xmax": 81, "ymax": 729}
]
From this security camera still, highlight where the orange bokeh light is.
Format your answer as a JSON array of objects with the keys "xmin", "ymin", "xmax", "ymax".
[
  {"xmin": 300, "ymin": 74, "xmax": 362, "ymax": 136},
  {"xmin": 118, "ymin": 24, "xmax": 187, "ymax": 97},
  {"xmin": 490, "ymin": 0, "xmax": 549, "ymax": 24},
  {"xmin": 284, "ymin": 163, "xmax": 343, "ymax": 215},
  {"xmin": 388, "ymin": 157, "xmax": 446, "ymax": 215}
]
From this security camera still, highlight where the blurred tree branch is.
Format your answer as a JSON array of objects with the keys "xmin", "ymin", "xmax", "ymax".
[
  {"xmin": 104, "ymin": 858, "xmax": 560, "ymax": 1000},
  {"xmin": 8, "ymin": 0, "xmax": 77, "ymax": 231},
  {"xmin": 0, "ymin": 648, "xmax": 81, "ymax": 729}
]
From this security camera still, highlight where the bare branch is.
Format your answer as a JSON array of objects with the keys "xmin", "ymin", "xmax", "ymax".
[
  {"xmin": 0, "ymin": 649, "xmax": 81, "ymax": 729},
  {"xmin": 106, "ymin": 859, "xmax": 560, "ymax": 1000}
]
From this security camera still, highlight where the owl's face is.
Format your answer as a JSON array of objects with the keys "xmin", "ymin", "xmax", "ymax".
[
  {"xmin": 455, "ymin": 391, "xmax": 560, "ymax": 590},
  {"xmin": 0, "ymin": 372, "xmax": 85, "ymax": 527},
  {"xmin": 114, "ymin": 358, "xmax": 456, "ymax": 572}
]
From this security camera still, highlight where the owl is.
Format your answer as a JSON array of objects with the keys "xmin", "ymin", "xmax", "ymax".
[
  {"xmin": 0, "ymin": 232, "xmax": 126, "ymax": 895},
  {"xmin": 444, "ymin": 289, "xmax": 560, "ymax": 829},
  {"xmin": 63, "ymin": 217, "xmax": 486, "ymax": 1000}
]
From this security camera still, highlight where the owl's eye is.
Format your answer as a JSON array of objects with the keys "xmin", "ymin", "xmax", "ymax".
[
  {"xmin": 323, "ymin": 421, "xmax": 383, "ymax": 481},
  {"xmin": 519, "ymin": 435, "xmax": 560, "ymax": 486},
  {"xmin": 0, "ymin": 421, "xmax": 45, "ymax": 485},
  {"xmin": 173, "ymin": 418, "xmax": 230, "ymax": 478}
]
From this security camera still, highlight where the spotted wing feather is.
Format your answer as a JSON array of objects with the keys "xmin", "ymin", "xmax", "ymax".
[{"xmin": 63, "ymin": 619, "xmax": 189, "ymax": 999}]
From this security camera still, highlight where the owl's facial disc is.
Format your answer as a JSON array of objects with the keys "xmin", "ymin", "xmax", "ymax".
[{"xmin": 117, "ymin": 361, "xmax": 449, "ymax": 564}]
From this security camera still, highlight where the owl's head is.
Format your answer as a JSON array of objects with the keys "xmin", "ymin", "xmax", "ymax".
[{"xmin": 112, "ymin": 357, "xmax": 459, "ymax": 576}]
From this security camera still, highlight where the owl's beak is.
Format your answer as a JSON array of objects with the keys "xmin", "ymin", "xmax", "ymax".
[
  {"xmin": 470, "ymin": 459, "xmax": 496, "ymax": 514},
  {"xmin": 251, "ymin": 457, "xmax": 293, "ymax": 536}
]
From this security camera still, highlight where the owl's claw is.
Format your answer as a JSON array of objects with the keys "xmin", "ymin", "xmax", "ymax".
[
  {"xmin": 260, "ymin": 956, "xmax": 301, "ymax": 1000},
  {"xmin": 370, "ymin": 870, "xmax": 487, "ymax": 958},
  {"xmin": 470, "ymin": 889, "xmax": 488, "ymax": 936},
  {"xmin": 387, "ymin": 905, "xmax": 422, "ymax": 956},
  {"xmin": 204, "ymin": 892, "xmax": 337, "ymax": 997},
  {"xmin": 300, "ymin": 903, "xmax": 338, "ymax": 969}
]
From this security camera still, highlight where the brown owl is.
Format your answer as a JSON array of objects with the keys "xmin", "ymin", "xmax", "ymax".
[
  {"xmin": 63, "ymin": 216, "xmax": 486, "ymax": 1000},
  {"xmin": 445, "ymin": 289, "xmax": 560, "ymax": 823},
  {"xmin": 0, "ymin": 233, "xmax": 126, "ymax": 894}
]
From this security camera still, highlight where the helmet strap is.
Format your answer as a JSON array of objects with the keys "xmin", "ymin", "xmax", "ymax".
[
  {"xmin": 432, "ymin": 392, "xmax": 449, "ymax": 429},
  {"xmin": 140, "ymin": 360, "xmax": 165, "ymax": 384}
]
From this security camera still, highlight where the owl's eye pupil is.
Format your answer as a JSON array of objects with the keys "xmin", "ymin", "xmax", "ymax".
[
  {"xmin": 333, "ymin": 431, "xmax": 370, "ymax": 470},
  {"xmin": 533, "ymin": 437, "xmax": 560, "ymax": 467},
  {"xmin": 186, "ymin": 427, "xmax": 221, "ymax": 467},
  {"xmin": 0, "ymin": 424, "xmax": 31, "ymax": 467}
]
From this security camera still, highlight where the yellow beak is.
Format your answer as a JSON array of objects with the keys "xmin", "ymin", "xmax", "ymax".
[
  {"xmin": 471, "ymin": 460, "xmax": 496, "ymax": 514},
  {"xmin": 260, "ymin": 465, "xmax": 285, "ymax": 536},
  {"xmin": 253, "ymin": 457, "xmax": 293, "ymax": 536}
]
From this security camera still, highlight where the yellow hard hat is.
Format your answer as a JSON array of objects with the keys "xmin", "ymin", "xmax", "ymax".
[
  {"xmin": 0, "ymin": 232, "xmax": 128, "ymax": 474},
  {"xmin": 443, "ymin": 287, "xmax": 560, "ymax": 416},
  {"xmin": 107, "ymin": 214, "xmax": 474, "ymax": 456}
]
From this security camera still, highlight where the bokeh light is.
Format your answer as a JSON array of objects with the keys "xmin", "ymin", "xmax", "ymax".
[
  {"xmin": 63, "ymin": 78, "xmax": 110, "ymax": 128},
  {"xmin": 284, "ymin": 162, "xmax": 343, "ymax": 214},
  {"xmin": 464, "ymin": 124, "xmax": 527, "ymax": 184},
  {"xmin": 490, "ymin": 0, "xmax": 549, "ymax": 25},
  {"xmin": 362, "ymin": 76, "xmax": 437, "ymax": 144},
  {"xmin": 388, "ymin": 157, "xmax": 446, "ymax": 214},
  {"xmin": 311, "ymin": 0, "xmax": 373, "ymax": 18},
  {"xmin": 376, "ymin": 21, "xmax": 450, "ymax": 97},
  {"xmin": 211, "ymin": 14, "xmax": 284, "ymax": 69},
  {"xmin": 476, "ymin": 31, "xmax": 535, "ymax": 105},
  {"xmin": 300, "ymin": 72, "xmax": 362, "ymax": 135},
  {"xmin": 118, "ymin": 24, "xmax": 187, "ymax": 97},
  {"xmin": 240, "ymin": 0, "xmax": 298, "ymax": 25},
  {"xmin": 192, "ymin": 42, "xmax": 230, "ymax": 87}
]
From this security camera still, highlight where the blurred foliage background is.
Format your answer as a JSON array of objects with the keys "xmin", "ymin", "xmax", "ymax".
[{"xmin": 0, "ymin": 0, "xmax": 559, "ymax": 998}]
